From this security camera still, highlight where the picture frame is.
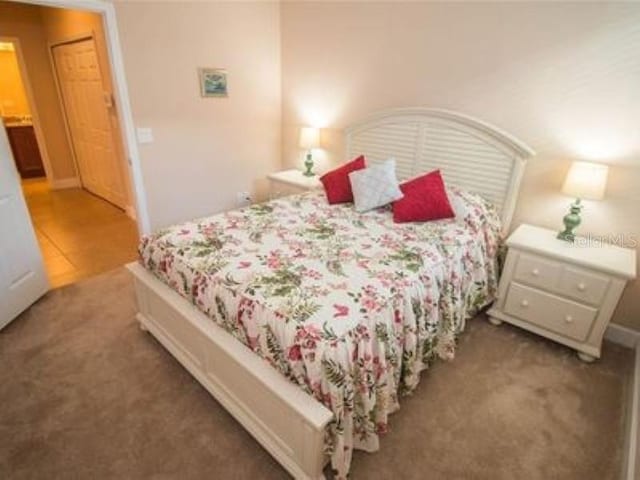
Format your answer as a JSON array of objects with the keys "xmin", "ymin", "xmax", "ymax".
[{"xmin": 198, "ymin": 68, "xmax": 228, "ymax": 97}]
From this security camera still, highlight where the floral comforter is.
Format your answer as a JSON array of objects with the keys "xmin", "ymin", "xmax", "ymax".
[{"xmin": 139, "ymin": 189, "xmax": 502, "ymax": 478}]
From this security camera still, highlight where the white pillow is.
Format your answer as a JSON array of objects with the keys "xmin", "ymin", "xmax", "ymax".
[
  {"xmin": 447, "ymin": 187, "xmax": 469, "ymax": 219},
  {"xmin": 348, "ymin": 159, "xmax": 404, "ymax": 212}
]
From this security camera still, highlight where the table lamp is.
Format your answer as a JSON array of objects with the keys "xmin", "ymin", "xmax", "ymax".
[
  {"xmin": 299, "ymin": 127, "xmax": 320, "ymax": 177},
  {"xmin": 557, "ymin": 161, "xmax": 608, "ymax": 242}
]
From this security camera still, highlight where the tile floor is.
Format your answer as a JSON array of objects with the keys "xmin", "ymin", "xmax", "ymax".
[{"xmin": 22, "ymin": 178, "xmax": 139, "ymax": 288}]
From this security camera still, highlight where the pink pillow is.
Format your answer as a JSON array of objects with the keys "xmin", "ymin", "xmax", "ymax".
[
  {"xmin": 393, "ymin": 170, "xmax": 455, "ymax": 223},
  {"xmin": 320, "ymin": 155, "xmax": 366, "ymax": 204}
]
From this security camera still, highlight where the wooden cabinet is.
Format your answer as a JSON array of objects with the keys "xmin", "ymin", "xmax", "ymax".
[{"xmin": 6, "ymin": 125, "xmax": 45, "ymax": 179}]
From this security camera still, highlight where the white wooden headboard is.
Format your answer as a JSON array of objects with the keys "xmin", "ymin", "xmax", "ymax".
[{"xmin": 345, "ymin": 108, "xmax": 535, "ymax": 231}]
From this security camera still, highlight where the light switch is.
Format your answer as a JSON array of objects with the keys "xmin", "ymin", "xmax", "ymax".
[{"xmin": 136, "ymin": 127, "xmax": 154, "ymax": 144}]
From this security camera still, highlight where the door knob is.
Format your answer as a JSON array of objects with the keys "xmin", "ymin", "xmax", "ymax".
[{"xmin": 103, "ymin": 91, "xmax": 114, "ymax": 108}]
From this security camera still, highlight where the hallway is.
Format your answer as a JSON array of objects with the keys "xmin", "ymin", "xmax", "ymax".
[{"xmin": 22, "ymin": 178, "xmax": 138, "ymax": 288}]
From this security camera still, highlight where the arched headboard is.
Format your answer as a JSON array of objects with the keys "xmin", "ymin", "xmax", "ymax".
[{"xmin": 345, "ymin": 108, "xmax": 535, "ymax": 232}]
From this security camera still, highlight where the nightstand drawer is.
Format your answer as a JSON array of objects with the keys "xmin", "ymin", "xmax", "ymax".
[
  {"xmin": 557, "ymin": 266, "xmax": 610, "ymax": 306},
  {"xmin": 513, "ymin": 253, "xmax": 563, "ymax": 291},
  {"xmin": 503, "ymin": 283, "xmax": 597, "ymax": 342}
]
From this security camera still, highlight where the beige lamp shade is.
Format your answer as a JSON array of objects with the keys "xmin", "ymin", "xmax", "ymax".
[
  {"xmin": 299, "ymin": 127, "xmax": 320, "ymax": 149},
  {"xmin": 561, "ymin": 161, "xmax": 608, "ymax": 201}
]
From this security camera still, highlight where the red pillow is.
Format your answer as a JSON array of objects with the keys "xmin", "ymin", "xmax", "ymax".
[
  {"xmin": 393, "ymin": 170, "xmax": 455, "ymax": 223},
  {"xmin": 320, "ymin": 155, "xmax": 366, "ymax": 204}
]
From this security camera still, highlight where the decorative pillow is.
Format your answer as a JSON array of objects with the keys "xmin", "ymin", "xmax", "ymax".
[
  {"xmin": 320, "ymin": 155, "xmax": 366, "ymax": 204},
  {"xmin": 393, "ymin": 169, "xmax": 455, "ymax": 223},
  {"xmin": 348, "ymin": 159, "xmax": 404, "ymax": 212}
]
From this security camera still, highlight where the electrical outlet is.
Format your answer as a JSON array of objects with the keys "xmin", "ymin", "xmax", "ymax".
[{"xmin": 236, "ymin": 191, "xmax": 252, "ymax": 207}]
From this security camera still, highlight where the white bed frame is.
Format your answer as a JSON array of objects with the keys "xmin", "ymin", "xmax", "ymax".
[
  {"xmin": 127, "ymin": 108, "xmax": 535, "ymax": 479},
  {"xmin": 346, "ymin": 108, "xmax": 535, "ymax": 233}
]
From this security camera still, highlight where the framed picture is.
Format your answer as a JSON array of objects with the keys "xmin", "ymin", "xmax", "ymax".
[{"xmin": 199, "ymin": 68, "xmax": 228, "ymax": 97}]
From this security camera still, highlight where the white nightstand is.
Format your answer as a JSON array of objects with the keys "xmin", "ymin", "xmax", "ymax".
[
  {"xmin": 267, "ymin": 169, "xmax": 322, "ymax": 199},
  {"xmin": 488, "ymin": 224, "xmax": 636, "ymax": 362}
]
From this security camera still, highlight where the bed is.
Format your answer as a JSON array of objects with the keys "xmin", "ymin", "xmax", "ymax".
[{"xmin": 127, "ymin": 108, "xmax": 535, "ymax": 479}]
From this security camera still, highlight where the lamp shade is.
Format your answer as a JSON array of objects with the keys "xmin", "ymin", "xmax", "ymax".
[
  {"xmin": 561, "ymin": 161, "xmax": 608, "ymax": 201},
  {"xmin": 299, "ymin": 127, "xmax": 320, "ymax": 149}
]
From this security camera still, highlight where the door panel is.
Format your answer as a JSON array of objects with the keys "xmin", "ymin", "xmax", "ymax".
[
  {"xmin": 52, "ymin": 39, "xmax": 127, "ymax": 209},
  {"xmin": 0, "ymin": 126, "xmax": 48, "ymax": 330}
]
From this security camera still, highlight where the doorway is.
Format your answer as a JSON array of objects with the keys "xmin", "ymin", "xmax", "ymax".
[
  {"xmin": 0, "ymin": 42, "xmax": 46, "ymax": 179},
  {"xmin": 0, "ymin": 0, "xmax": 149, "ymax": 329},
  {"xmin": 0, "ymin": 2, "xmax": 139, "ymax": 289}
]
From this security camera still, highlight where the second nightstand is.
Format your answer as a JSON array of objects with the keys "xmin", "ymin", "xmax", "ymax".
[
  {"xmin": 267, "ymin": 169, "xmax": 322, "ymax": 199},
  {"xmin": 488, "ymin": 224, "xmax": 636, "ymax": 362}
]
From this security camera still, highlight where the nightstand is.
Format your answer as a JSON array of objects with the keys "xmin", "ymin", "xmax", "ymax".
[
  {"xmin": 488, "ymin": 224, "xmax": 636, "ymax": 362},
  {"xmin": 267, "ymin": 169, "xmax": 322, "ymax": 199}
]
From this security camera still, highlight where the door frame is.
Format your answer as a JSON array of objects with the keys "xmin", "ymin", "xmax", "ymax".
[
  {"xmin": 0, "ymin": 36, "xmax": 55, "ymax": 185},
  {"xmin": 15, "ymin": 0, "xmax": 151, "ymax": 234}
]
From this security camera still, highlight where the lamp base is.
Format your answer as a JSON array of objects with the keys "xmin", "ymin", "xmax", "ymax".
[
  {"xmin": 303, "ymin": 152, "xmax": 315, "ymax": 177},
  {"xmin": 557, "ymin": 198, "xmax": 582, "ymax": 243},
  {"xmin": 557, "ymin": 230, "xmax": 576, "ymax": 242}
]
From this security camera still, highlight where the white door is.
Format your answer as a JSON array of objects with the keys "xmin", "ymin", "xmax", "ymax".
[
  {"xmin": 0, "ymin": 126, "xmax": 48, "ymax": 330},
  {"xmin": 52, "ymin": 38, "xmax": 127, "ymax": 209}
]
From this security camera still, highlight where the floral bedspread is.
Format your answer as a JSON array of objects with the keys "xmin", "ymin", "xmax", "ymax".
[{"xmin": 139, "ymin": 189, "xmax": 502, "ymax": 478}]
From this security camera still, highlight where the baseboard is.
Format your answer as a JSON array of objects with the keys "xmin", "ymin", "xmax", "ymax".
[
  {"xmin": 606, "ymin": 323, "xmax": 640, "ymax": 349},
  {"xmin": 50, "ymin": 177, "xmax": 80, "ymax": 189},
  {"xmin": 604, "ymin": 323, "xmax": 640, "ymax": 479},
  {"xmin": 624, "ymin": 343, "xmax": 640, "ymax": 480},
  {"xmin": 125, "ymin": 204, "xmax": 137, "ymax": 221}
]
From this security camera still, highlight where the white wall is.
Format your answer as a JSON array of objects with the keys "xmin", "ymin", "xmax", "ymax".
[
  {"xmin": 281, "ymin": 1, "xmax": 640, "ymax": 329},
  {"xmin": 114, "ymin": 1, "xmax": 281, "ymax": 230}
]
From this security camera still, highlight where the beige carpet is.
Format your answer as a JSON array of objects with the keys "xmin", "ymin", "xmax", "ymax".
[{"xmin": 0, "ymin": 268, "xmax": 633, "ymax": 479}]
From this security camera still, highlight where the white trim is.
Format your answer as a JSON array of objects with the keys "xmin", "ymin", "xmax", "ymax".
[
  {"xmin": 0, "ymin": 36, "xmax": 55, "ymax": 186},
  {"xmin": 605, "ymin": 323, "xmax": 640, "ymax": 349},
  {"xmin": 625, "ymin": 343, "xmax": 640, "ymax": 480},
  {"xmin": 600, "ymin": 322, "xmax": 640, "ymax": 480},
  {"xmin": 127, "ymin": 262, "xmax": 332, "ymax": 480},
  {"xmin": 15, "ymin": 0, "xmax": 151, "ymax": 234},
  {"xmin": 50, "ymin": 176, "xmax": 80, "ymax": 189},
  {"xmin": 345, "ymin": 107, "xmax": 536, "ymax": 233}
]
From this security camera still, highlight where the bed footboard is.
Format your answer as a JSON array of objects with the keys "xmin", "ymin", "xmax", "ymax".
[{"xmin": 126, "ymin": 262, "xmax": 333, "ymax": 479}]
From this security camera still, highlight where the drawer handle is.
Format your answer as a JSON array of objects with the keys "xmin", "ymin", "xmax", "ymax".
[
  {"xmin": 565, "ymin": 315, "xmax": 574, "ymax": 324},
  {"xmin": 531, "ymin": 268, "xmax": 540, "ymax": 276},
  {"xmin": 520, "ymin": 299, "xmax": 529, "ymax": 308},
  {"xmin": 577, "ymin": 282, "xmax": 587, "ymax": 292}
]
